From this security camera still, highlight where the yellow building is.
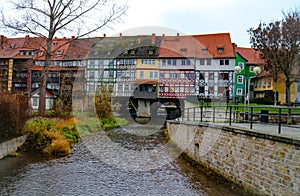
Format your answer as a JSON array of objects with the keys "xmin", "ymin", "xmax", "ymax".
[{"xmin": 254, "ymin": 71, "xmax": 297, "ymax": 105}]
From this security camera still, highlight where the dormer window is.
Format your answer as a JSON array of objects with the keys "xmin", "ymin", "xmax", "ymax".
[
  {"xmin": 202, "ymin": 48, "xmax": 208, "ymax": 53},
  {"xmin": 130, "ymin": 50, "xmax": 135, "ymax": 55},
  {"xmin": 109, "ymin": 42, "xmax": 114, "ymax": 47},
  {"xmin": 217, "ymin": 47, "xmax": 224, "ymax": 53},
  {"xmin": 57, "ymin": 50, "xmax": 63, "ymax": 56},
  {"xmin": 129, "ymin": 41, "xmax": 135, "ymax": 47},
  {"xmin": 148, "ymin": 50, "xmax": 154, "ymax": 55},
  {"xmin": 38, "ymin": 51, "xmax": 44, "ymax": 56},
  {"xmin": 20, "ymin": 51, "xmax": 24, "ymax": 55},
  {"xmin": 107, "ymin": 50, "xmax": 112, "ymax": 55},
  {"xmin": 180, "ymin": 48, "xmax": 187, "ymax": 55}
]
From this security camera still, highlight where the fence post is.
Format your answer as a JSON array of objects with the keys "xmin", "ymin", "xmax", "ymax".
[
  {"xmin": 278, "ymin": 108, "xmax": 282, "ymax": 134},
  {"xmin": 193, "ymin": 107, "xmax": 195, "ymax": 122},
  {"xmin": 229, "ymin": 106, "xmax": 232, "ymax": 126},
  {"xmin": 250, "ymin": 107, "xmax": 253, "ymax": 129},
  {"xmin": 213, "ymin": 106, "xmax": 215, "ymax": 123},
  {"xmin": 200, "ymin": 105, "xmax": 203, "ymax": 122}
]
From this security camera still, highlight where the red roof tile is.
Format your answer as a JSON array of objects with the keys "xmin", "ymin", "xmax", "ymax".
[
  {"xmin": 159, "ymin": 33, "xmax": 235, "ymax": 58},
  {"xmin": 235, "ymin": 47, "xmax": 265, "ymax": 65},
  {"xmin": 35, "ymin": 38, "xmax": 71, "ymax": 61},
  {"xmin": 64, "ymin": 37, "xmax": 101, "ymax": 60}
]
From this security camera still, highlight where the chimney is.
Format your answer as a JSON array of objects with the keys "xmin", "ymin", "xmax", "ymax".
[
  {"xmin": 137, "ymin": 35, "xmax": 142, "ymax": 45},
  {"xmin": 1, "ymin": 35, "xmax": 7, "ymax": 41},
  {"xmin": 177, "ymin": 33, "xmax": 180, "ymax": 39},
  {"xmin": 151, "ymin": 33, "xmax": 155, "ymax": 45},
  {"xmin": 71, "ymin": 36, "xmax": 75, "ymax": 39},
  {"xmin": 103, "ymin": 34, "xmax": 106, "ymax": 38},
  {"xmin": 120, "ymin": 33, "xmax": 123, "ymax": 41},
  {"xmin": 25, "ymin": 35, "xmax": 29, "ymax": 40},
  {"xmin": 162, "ymin": 34, "xmax": 165, "ymax": 42}
]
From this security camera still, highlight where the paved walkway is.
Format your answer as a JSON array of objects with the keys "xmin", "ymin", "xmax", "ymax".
[{"xmin": 221, "ymin": 122, "xmax": 300, "ymax": 140}]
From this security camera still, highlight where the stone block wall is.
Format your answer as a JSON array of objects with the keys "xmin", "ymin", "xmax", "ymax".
[
  {"xmin": 167, "ymin": 121, "xmax": 300, "ymax": 195},
  {"xmin": 0, "ymin": 135, "xmax": 27, "ymax": 159}
]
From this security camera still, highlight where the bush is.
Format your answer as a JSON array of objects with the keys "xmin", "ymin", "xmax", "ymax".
[
  {"xmin": 22, "ymin": 118, "xmax": 80, "ymax": 156},
  {"xmin": 94, "ymin": 86, "xmax": 113, "ymax": 118},
  {"xmin": 0, "ymin": 92, "xmax": 31, "ymax": 142}
]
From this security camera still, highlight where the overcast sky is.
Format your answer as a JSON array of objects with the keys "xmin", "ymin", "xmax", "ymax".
[{"xmin": 0, "ymin": 0, "xmax": 299, "ymax": 47}]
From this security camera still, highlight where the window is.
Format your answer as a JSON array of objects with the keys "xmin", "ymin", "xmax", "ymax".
[
  {"xmin": 187, "ymin": 59, "xmax": 191, "ymax": 65},
  {"xmin": 38, "ymin": 51, "xmax": 44, "ymax": 56},
  {"xmin": 237, "ymin": 75, "xmax": 243, "ymax": 84},
  {"xmin": 218, "ymin": 47, "xmax": 224, "ymax": 52},
  {"xmin": 236, "ymin": 88, "xmax": 243, "ymax": 95},
  {"xmin": 76, "ymin": 61, "xmax": 82, "ymax": 66},
  {"xmin": 141, "ymin": 59, "xmax": 155, "ymax": 64},
  {"xmin": 199, "ymin": 59, "xmax": 205, "ymax": 65},
  {"xmin": 220, "ymin": 59, "xmax": 229, "ymax": 65},
  {"xmin": 57, "ymin": 50, "xmax": 62, "ymax": 56},
  {"xmin": 150, "ymin": 72, "xmax": 153, "ymax": 78},
  {"xmin": 148, "ymin": 50, "xmax": 154, "ymax": 55},
  {"xmin": 297, "ymin": 84, "xmax": 300, "ymax": 93},
  {"xmin": 32, "ymin": 98, "xmax": 38, "ymax": 107},
  {"xmin": 140, "ymin": 71, "xmax": 144, "ymax": 78},
  {"xmin": 206, "ymin": 59, "xmax": 211, "ymax": 65},
  {"xmin": 162, "ymin": 59, "xmax": 166, "ymax": 66},
  {"xmin": 202, "ymin": 48, "xmax": 208, "ymax": 53},
  {"xmin": 64, "ymin": 61, "xmax": 73, "ymax": 66},
  {"xmin": 250, "ymin": 66, "xmax": 254, "ymax": 72},
  {"xmin": 180, "ymin": 49, "xmax": 187, "ymax": 54},
  {"xmin": 181, "ymin": 59, "xmax": 186, "ymax": 65},
  {"xmin": 167, "ymin": 59, "xmax": 171, "ymax": 65},
  {"xmin": 154, "ymin": 72, "xmax": 158, "ymax": 78},
  {"xmin": 238, "ymin": 62, "xmax": 244, "ymax": 70}
]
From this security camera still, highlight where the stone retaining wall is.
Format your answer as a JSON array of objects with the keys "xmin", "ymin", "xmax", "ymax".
[
  {"xmin": 0, "ymin": 135, "xmax": 27, "ymax": 159},
  {"xmin": 167, "ymin": 121, "xmax": 300, "ymax": 195}
]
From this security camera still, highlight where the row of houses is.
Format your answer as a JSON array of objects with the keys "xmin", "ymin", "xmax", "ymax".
[{"xmin": 0, "ymin": 33, "xmax": 299, "ymax": 110}]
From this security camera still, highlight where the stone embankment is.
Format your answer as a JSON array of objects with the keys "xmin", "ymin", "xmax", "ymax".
[
  {"xmin": 0, "ymin": 135, "xmax": 27, "ymax": 159},
  {"xmin": 167, "ymin": 121, "xmax": 300, "ymax": 195}
]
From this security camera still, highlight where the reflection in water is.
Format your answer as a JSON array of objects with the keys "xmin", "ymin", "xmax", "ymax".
[{"xmin": 0, "ymin": 123, "xmax": 244, "ymax": 195}]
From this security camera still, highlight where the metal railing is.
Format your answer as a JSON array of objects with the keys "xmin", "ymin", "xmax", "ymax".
[{"xmin": 177, "ymin": 105, "xmax": 300, "ymax": 136}]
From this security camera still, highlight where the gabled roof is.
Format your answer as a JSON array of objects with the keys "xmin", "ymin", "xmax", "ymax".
[
  {"xmin": 0, "ymin": 36, "xmax": 27, "ymax": 58},
  {"xmin": 31, "ymin": 89, "xmax": 54, "ymax": 98},
  {"xmin": 158, "ymin": 33, "xmax": 235, "ymax": 58},
  {"xmin": 235, "ymin": 47, "xmax": 264, "ymax": 65},
  {"xmin": 88, "ymin": 34, "xmax": 161, "ymax": 59},
  {"xmin": 0, "ymin": 35, "xmax": 45, "ymax": 59},
  {"xmin": 192, "ymin": 33, "xmax": 235, "ymax": 58}
]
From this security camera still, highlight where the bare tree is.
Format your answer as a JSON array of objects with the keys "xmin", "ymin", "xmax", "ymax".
[
  {"xmin": 1, "ymin": 0, "xmax": 127, "ymax": 116},
  {"xmin": 249, "ymin": 8, "xmax": 300, "ymax": 106}
]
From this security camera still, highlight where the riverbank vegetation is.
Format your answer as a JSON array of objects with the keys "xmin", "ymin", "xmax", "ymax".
[
  {"xmin": 22, "ymin": 118, "xmax": 80, "ymax": 156},
  {"xmin": 0, "ymin": 87, "xmax": 128, "ymax": 157},
  {"xmin": 0, "ymin": 92, "xmax": 30, "ymax": 143}
]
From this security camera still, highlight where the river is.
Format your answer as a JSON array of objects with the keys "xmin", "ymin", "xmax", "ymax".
[{"xmin": 0, "ymin": 121, "xmax": 246, "ymax": 195}]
